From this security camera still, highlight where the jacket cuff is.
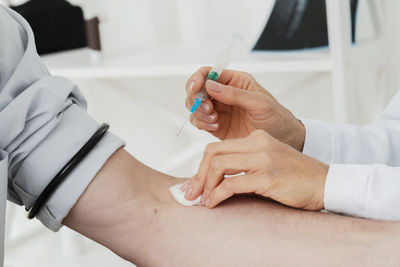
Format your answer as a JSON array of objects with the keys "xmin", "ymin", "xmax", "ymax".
[
  {"xmin": 12, "ymin": 104, "xmax": 125, "ymax": 231},
  {"xmin": 301, "ymin": 119, "xmax": 334, "ymax": 164}
]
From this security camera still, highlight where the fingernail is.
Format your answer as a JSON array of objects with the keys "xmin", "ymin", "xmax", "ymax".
[
  {"xmin": 208, "ymin": 123, "xmax": 219, "ymax": 130},
  {"xmin": 181, "ymin": 181, "xmax": 190, "ymax": 191},
  {"xmin": 189, "ymin": 81, "xmax": 195, "ymax": 92},
  {"xmin": 207, "ymin": 80, "xmax": 222, "ymax": 92},
  {"xmin": 206, "ymin": 114, "xmax": 216, "ymax": 121},
  {"xmin": 184, "ymin": 185, "xmax": 193, "ymax": 199},
  {"xmin": 205, "ymin": 198, "xmax": 211, "ymax": 207},
  {"xmin": 184, "ymin": 182, "xmax": 192, "ymax": 193},
  {"xmin": 199, "ymin": 103, "xmax": 210, "ymax": 113}
]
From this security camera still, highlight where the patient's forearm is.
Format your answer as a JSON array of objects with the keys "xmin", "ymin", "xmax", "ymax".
[{"xmin": 64, "ymin": 149, "xmax": 400, "ymax": 267}]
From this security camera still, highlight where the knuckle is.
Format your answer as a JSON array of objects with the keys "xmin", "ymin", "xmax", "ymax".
[
  {"xmin": 250, "ymin": 130, "xmax": 271, "ymax": 147},
  {"xmin": 254, "ymin": 129, "xmax": 264, "ymax": 135},
  {"xmin": 220, "ymin": 180, "xmax": 232, "ymax": 192},
  {"xmin": 255, "ymin": 178, "xmax": 270, "ymax": 196},
  {"xmin": 251, "ymin": 129, "xmax": 265, "ymax": 138},
  {"xmin": 199, "ymin": 66, "xmax": 211, "ymax": 73},
  {"xmin": 204, "ymin": 143, "xmax": 216, "ymax": 157},
  {"xmin": 238, "ymin": 71, "xmax": 256, "ymax": 88},
  {"xmin": 232, "ymin": 86, "xmax": 241, "ymax": 98},
  {"xmin": 239, "ymin": 70, "xmax": 254, "ymax": 79},
  {"xmin": 210, "ymin": 155, "xmax": 224, "ymax": 173}
]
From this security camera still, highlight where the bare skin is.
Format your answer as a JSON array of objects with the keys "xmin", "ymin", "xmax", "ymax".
[{"xmin": 64, "ymin": 149, "xmax": 400, "ymax": 267}]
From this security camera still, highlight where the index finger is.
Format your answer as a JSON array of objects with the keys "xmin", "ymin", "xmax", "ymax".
[
  {"xmin": 185, "ymin": 66, "xmax": 212, "ymax": 95},
  {"xmin": 185, "ymin": 67, "xmax": 242, "ymax": 95},
  {"xmin": 187, "ymin": 138, "xmax": 257, "ymax": 200},
  {"xmin": 205, "ymin": 173, "xmax": 260, "ymax": 208}
]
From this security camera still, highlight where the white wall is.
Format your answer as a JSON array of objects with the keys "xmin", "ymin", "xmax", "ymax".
[
  {"xmin": 71, "ymin": 0, "xmax": 275, "ymax": 56},
  {"xmin": 385, "ymin": 0, "xmax": 400, "ymax": 97},
  {"xmin": 66, "ymin": 0, "xmax": 400, "ymax": 123}
]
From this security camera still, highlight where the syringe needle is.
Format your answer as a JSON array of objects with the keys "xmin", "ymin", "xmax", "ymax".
[
  {"xmin": 176, "ymin": 115, "xmax": 190, "ymax": 137},
  {"xmin": 176, "ymin": 34, "xmax": 242, "ymax": 137}
]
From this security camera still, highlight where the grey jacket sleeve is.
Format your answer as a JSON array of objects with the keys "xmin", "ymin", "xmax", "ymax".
[{"xmin": 0, "ymin": 5, "xmax": 125, "ymax": 231}]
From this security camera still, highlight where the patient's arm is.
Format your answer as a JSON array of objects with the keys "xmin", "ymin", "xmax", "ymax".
[{"xmin": 64, "ymin": 149, "xmax": 400, "ymax": 267}]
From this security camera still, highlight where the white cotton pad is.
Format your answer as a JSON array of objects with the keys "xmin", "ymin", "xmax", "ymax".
[{"xmin": 169, "ymin": 183, "xmax": 202, "ymax": 207}]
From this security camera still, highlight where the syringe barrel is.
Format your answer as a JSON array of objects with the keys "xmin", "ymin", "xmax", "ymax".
[{"xmin": 184, "ymin": 33, "xmax": 242, "ymax": 133}]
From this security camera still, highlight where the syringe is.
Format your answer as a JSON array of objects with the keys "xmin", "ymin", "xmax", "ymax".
[{"xmin": 177, "ymin": 33, "xmax": 243, "ymax": 137}]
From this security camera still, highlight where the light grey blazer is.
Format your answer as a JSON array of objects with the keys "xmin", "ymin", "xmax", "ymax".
[{"xmin": 0, "ymin": 5, "xmax": 124, "ymax": 265}]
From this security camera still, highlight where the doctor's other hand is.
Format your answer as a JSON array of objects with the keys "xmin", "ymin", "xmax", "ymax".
[
  {"xmin": 185, "ymin": 67, "xmax": 306, "ymax": 151},
  {"xmin": 182, "ymin": 130, "xmax": 328, "ymax": 211}
]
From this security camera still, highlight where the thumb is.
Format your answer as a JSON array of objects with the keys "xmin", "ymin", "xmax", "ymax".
[{"xmin": 205, "ymin": 80, "xmax": 263, "ymax": 110}]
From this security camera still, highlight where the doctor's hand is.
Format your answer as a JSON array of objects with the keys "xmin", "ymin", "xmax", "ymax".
[
  {"xmin": 185, "ymin": 67, "xmax": 306, "ymax": 151},
  {"xmin": 182, "ymin": 130, "xmax": 328, "ymax": 210}
]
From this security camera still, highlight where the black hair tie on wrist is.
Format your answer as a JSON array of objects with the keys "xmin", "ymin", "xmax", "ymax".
[{"xmin": 27, "ymin": 123, "xmax": 110, "ymax": 220}]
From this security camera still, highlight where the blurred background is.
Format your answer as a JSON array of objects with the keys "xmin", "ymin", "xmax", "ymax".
[{"xmin": 1, "ymin": 0, "xmax": 400, "ymax": 266}]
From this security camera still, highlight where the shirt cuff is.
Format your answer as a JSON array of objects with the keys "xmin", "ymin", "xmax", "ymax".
[
  {"xmin": 12, "ymin": 104, "xmax": 125, "ymax": 231},
  {"xmin": 325, "ymin": 164, "xmax": 400, "ymax": 220},
  {"xmin": 301, "ymin": 119, "xmax": 334, "ymax": 164},
  {"xmin": 324, "ymin": 164, "xmax": 371, "ymax": 218}
]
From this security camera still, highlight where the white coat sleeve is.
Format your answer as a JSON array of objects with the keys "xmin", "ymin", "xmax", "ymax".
[
  {"xmin": 302, "ymin": 92, "xmax": 400, "ymax": 165},
  {"xmin": 301, "ymin": 92, "xmax": 400, "ymax": 220},
  {"xmin": 0, "ymin": 6, "xmax": 125, "ymax": 231}
]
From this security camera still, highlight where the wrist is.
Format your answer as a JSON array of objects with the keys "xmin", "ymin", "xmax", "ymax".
[
  {"xmin": 288, "ymin": 119, "xmax": 306, "ymax": 152},
  {"xmin": 314, "ymin": 163, "xmax": 329, "ymax": 210}
]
